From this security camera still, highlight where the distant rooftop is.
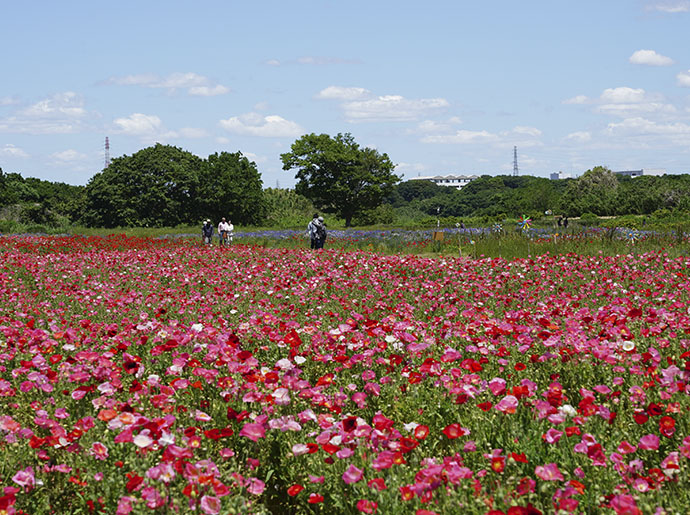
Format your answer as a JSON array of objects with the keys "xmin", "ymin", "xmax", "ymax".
[{"xmin": 407, "ymin": 174, "xmax": 479, "ymax": 190}]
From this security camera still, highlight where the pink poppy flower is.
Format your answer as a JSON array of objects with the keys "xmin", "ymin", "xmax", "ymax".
[
  {"xmin": 343, "ymin": 465, "xmax": 364, "ymax": 484},
  {"xmin": 535, "ymin": 463, "xmax": 564, "ymax": 481},
  {"xmin": 239, "ymin": 422, "xmax": 266, "ymax": 442},
  {"xmin": 638, "ymin": 434, "xmax": 660, "ymax": 450},
  {"xmin": 200, "ymin": 495, "xmax": 221, "ymax": 515},
  {"xmin": 495, "ymin": 395, "xmax": 519, "ymax": 414}
]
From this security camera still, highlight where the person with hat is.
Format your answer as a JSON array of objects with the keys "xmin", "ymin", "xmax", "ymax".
[
  {"xmin": 202, "ymin": 219, "xmax": 214, "ymax": 245},
  {"xmin": 307, "ymin": 215, "xmax": 327, "ymax": 249}
]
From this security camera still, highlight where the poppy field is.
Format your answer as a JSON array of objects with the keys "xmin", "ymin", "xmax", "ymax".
[{"xmin": 1, "ymin": 235, "xmax": 690, "ymax": 514}]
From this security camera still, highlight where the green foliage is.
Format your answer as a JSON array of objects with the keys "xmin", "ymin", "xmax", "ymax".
[
  {"xmin": 281, "ymin": 133, "xmax": 400, "ymax": 226},
  {"xmin": 198, "ymin": 151, "xmax": 267, "ymax": 225},
  {"xmin": 81, "ymin": 145, "xmax": 267, "ymax": 228},
  {"xmin": 263, "ymin": 188, "xmax": 315, "ymax": 228},
  {"xmin": 82, "ymin": 144, "xmax": 203, "ymax": 227}
]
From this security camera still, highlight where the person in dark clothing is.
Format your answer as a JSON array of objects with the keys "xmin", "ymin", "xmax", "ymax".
[
  {"xmin": 202, "ymin": 220, "xmax": 213, "ymax": 245},
  {"xmin": 314, "ymin": 216, "xmax": 327, "ymax": 249}
]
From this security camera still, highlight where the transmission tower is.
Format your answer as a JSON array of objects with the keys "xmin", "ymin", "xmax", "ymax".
[
  {"xmin": 104, "ymin": 137, "xmax": 111, "ymax": 168},
  {"xmin": 512, "ymin": 146, "xmax": 519, "ymax": 176}
]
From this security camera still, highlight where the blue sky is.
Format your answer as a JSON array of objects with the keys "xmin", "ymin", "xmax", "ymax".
[{"xmin": 1, "ymin": 1, "xmax": 689, "ymax": 187}]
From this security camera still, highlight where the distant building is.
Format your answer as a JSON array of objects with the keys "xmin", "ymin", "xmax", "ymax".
[
  {"xmin": 614, "ymin": 168, "xmax": 666, "ymax": 178},
  {"xmin": 550, "ymin": 171, "xmax": 572, "ymax": 180},
  {"xmin": 407, "ymin": 174, "xmax": 478, "ymax": 190}
]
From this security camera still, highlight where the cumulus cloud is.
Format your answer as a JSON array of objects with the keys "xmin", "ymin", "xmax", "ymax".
[
  {"xmin": 0, "ymin": 143, "xmax": 29, "ymax": 158},
  {"xmin": 597, "ymin": 87, "xmax": 676, "ymax": 117},
  {"xmin": 648, "ymin": 1, "xmax": 690, "ymax": 12},
  {"xmin": 629, "ymin": 49, "xmax": 674, "ymax": 66},
  {"xmin": 606, "ymin": 117, "xmax": 690, "ymax": 146},
  {"xmin": 607, "ymin": 117, "xmax": 690, "ymax": 136},
  {"xmin": 317, "ymin": 85, "xmax": 449, "ymax": 122},
  {"xmin": 113, "ymin": 113, "xmax": 164, "ymax": 137},
  {"xmin": 343, "ymin": 95, "xmax": 449, "ymax": 122},
  {"xmin": 0, "ymin": 92, "xmax": 92, "ymax": 134},
  {"xmin": 51, "ymin": 149, "xmax": 88, "ymax": 162},
  {"xmin": 421, "ymin": 129, "xmax": 499, "ymax": 144},
  {"xmin": 219, "ymin": 112, "xmax": 304, "ymax": 137},
  {"xmin": 104, "ymin": 72, "xmax": 229, "ymax": 96},
  {"xmin": 189, "ymin": 85, "xmax": 230, "ymax": 97},
  {"xmin": 564, "ymin": 131, "xmax": 592, "ymax": 143},
  {"xmin": 421, "ymin": 125, "xmax": 542, "ymax": 148},
  {"xmin": 296, "ymin": 56, "xmax": 359, "ymax": 65},
  {"xmin": 677, "ymin": 70, "xmax": 690, "ymax": 87},
  {"xmin": 0, "ymin": 96, "xmax": 20, "ymax": 106},
  {"xmin": 316, "ymin": 86, "xmax": 371, "ymax": 100},
  {"xmin": 563, "ymin": 95, "xmax": 589, "ymax": 105}
]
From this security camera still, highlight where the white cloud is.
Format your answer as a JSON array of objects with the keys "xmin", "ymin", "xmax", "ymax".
[
  {"xmin": 677, "ymin": 70, "xmax": 690, "ymax": 87},
  {"xmin": 649, "ymin": 1, "xmax": 690, "ymax": 12},
  {"xmin": 421, "ymin": 125, "xmax": 542, "ymax": 148},
  {"xmin": 607, "ymin": 117, "xmax": 690, "ymax": 136},
  {"xmin": 512, "ymin": 126, "xmax": 542, "ymax": 137},
  {"xmin": 297, "ymin": 56, "xmax": 358, "ymax": 65},
  {"xmin": 189, "ymin": 85, "xmax": 230, "ymax": 97},
  {"xmin": 629, "ymin": 49, "xmax": 674, "ymax": 66},
  {"xmin": 105, "ymin": 72, "xmax": 229, "ymax": 96},
  {"xmin": 113, "ymin": 113, "xmax": 164, "ymax": 136},
  {"xmin": 51, "ymin": 149, "xmax": 88, "ymax": 162},
  {"xmin": 606, "ymin": 117, "xmax": 690, "ymax": 146},
  {"xmin": 219, "ymin": 112, "xmax": 304, "ymax": 137},
  {"xmin": 563, "ymin": 95, "xmax": 589, "ymax": 105},
  {"xmin": 343, "ymin": 95, "xmax": 449, "ymax": 122},
  {"xmin": 22, "ymin": 92, "xmax": 87, "ymax": 119},
  {"xmin": 593, "ymin": 87, "xmax": 676, "ymax": 117},
  {"xmin": 265, "ymin": 59, "xmax": 281, "ymax": 66},
  {"xmin": 422, "ymin": 129, "xmax": 498, "ymax": 144},
  {"xmin": 564, "ymin": 131, "xmax": 592, "ymax": 143},
  {"xmin": 0, "ymin": 143, "xmax": 29, "ymax": 158},
  {"xmin": 600, "ymin": 87, "xmax": 646, "ymax": 103},
  {"xmin": 417, "ymin": 120, "xmax": 453, "ymax": 133},
  {"xmin": 0, "ymin": 92, "xmax": 93, "ymax": 134},
  {"xmin": 0, "ymin": 96, "xmax": 20, "ymax": 106},
  {"xmin": 316, "ymin": 86, "xmax": 371, "ymax": 100}
]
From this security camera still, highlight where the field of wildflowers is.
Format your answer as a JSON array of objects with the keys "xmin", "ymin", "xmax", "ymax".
[{"xmin": 1, "ymin": 234, "xmax": 690, "ymax": 514}]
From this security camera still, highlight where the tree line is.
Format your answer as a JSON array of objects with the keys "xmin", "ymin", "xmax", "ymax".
[{"xmin": 2, "ymin": 137, "xmax": 689, "ymax": 230}]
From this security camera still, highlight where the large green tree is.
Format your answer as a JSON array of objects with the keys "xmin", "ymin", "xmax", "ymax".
[
  {"xmin": 557, "ymin": 166, "xmax": 619, "ymax": 216},
  {"xmin": 82, "ymin": 144, "xmax": 202, "ymax": 227},
  {"xmin": 198, "ymin": 151, "xmax": 267, "ymax": 225},
  {"xmin": 281, "ymin": 133, "xmax": 399, "ymax": 226}
]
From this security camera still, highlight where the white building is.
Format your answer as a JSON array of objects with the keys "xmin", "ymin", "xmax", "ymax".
[
  {"xmin": 407, "ymin": 174, "xmax": 478, "ymax": 190},
  {"xmin": 550, "ymin": 171, "xmax": 572, "ymax": 180},
  {"xmin": 614, "ymin": 168, "xmax": 666, "ymax": 178}
]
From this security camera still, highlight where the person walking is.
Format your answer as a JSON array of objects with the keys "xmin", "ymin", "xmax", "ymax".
[
  {"xmin": 202, "ymin": 219, "xmax": 213, "ymax": 245},
  {"xmin": 307, "ymin": 214, "xmax": 320, "ymax": 249},
  {"xmin": 218, "ymin": 217, "xmax": 231, "ymax": 247},
  {"xmin": 314, "ymin": 216, "xmax": 327, "ymax": 249},
  {"xmin": 226, "ymin": 219, "xmax": 235, "ymax": 244}
]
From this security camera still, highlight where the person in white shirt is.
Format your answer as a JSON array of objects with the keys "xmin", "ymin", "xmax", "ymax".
[{"xmin": 218, "ymin": 218, "xmax": 231, "ymax": 247}]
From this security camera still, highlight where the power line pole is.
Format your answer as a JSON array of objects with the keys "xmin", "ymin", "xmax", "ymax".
[
  {"xmin": 513, "ymin": 146, "xmax": 519, "ymax": 176},
  {"xmin": 104, "ymin": 137, "xmax": 111, "ymax": 168}
]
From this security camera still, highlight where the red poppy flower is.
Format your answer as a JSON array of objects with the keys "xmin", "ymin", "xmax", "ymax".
[
  {"xmin": 414, "ymin": 425, "xmax": 429, "ymax": 440},
  {"xmin": 287, "ymin": 484, "xmax": 304, "ymax": 496},
  {"xmin": 442, "ymin": 423, "xmax": 465, "ymax": 439}
]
